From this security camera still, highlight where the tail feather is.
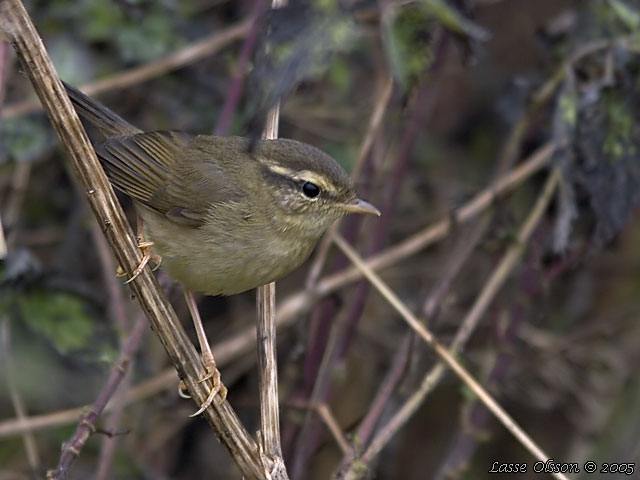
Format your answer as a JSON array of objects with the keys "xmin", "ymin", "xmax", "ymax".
[{"xmin": 62, "ymin": 81, "xmax": 140, "ymax": 137}]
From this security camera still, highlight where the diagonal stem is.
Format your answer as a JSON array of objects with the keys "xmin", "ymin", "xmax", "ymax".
[{"xmin": 331, "ymin": 170, "xmax": 567, "ymax": 480}]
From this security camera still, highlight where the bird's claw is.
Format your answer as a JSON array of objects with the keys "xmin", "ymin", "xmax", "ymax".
[
  {"xmin": 189, "ymin": 365, "xmax": 227, "ymax": 417},
  {"xmin": 117, "ymin": 241, "xmax": 162, "ymax": 283}
]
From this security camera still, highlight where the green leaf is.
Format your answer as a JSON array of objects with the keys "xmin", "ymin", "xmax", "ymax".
[
  {"xmin": 18, "ymin": 290, "xmax": 94, "ymax": 355},
  {"xmin": 382, "ymin": 6, "xmax": 435, "ymax": 90},
  {"xmin": 419, "ymin": 0, "xmax": 489, "ymax": 41},
  {"xmin": 1, "ymin": 117, "xmax": 53, "ymax": 162},
  {"xmin": 608, "ymin": 0, "xmax": 640, "ymax": 31}
]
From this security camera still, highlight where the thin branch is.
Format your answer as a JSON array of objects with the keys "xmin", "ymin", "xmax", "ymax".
[
  {"xmin": 288, "ymin": 402, "xmax": 351, "ymax": 455},
  {"xmin": 91, "ymin": 220, "xmax": 136, "ymax": 480},
  {"xmin": 352, "ymin": 333, "xmax": 413, "ymax": 446},
  {"xmin": 4, "ymin": 159, "xmax": 32, "ymax": 250},
  {"xmin": 0, "ymin": 2, "xmax": 265, "ymax": 478},
  {"xmin": 95, "ymin": 370, "xmax": 132, "ymax": 480},
  {"xmin": 1, "ymin": 21, "xmax": 40, "ymax": 480},
  {"xmin": 255, "ymin": 0, "xmax": 288, "ymax": 477},
  {"xmin": 215, "ymin": 0, "xmax": 270, "ymax": 135},
  {"xmin": 423, "ymin": 214, "xmax": 492, "ymax": 319},
  {"xmin": 91, "ymin": 222, "xmax": 129, "ymax": 332},
  {"xmin": 0, "ymin": 317, "xmax": 41, "ymax": 473},
  {"xmin": 335, "ymin": 59, "xmax": 558, "ymax": 470},
  {"xmin": 0, "ymin": 214, "xmax": 6, "ymax": 259},
  {"xmin": 0, "ymin": 40, "xmax": 8, "ymax": 259},
  {"xmin": 433, "ymin": 238, "xmax": 548, "ymax": 479},
  {"xmin": 292, "ymin": 32, "xmax": 447, "ymax": 475},
  {"xmin": 341, "ymin": 167, "xmax": 562, "ymax": 477},
  {"xmin": 285, "ymin": 73, "xmax": 393, "ymax": 458},
  {"xmin": 50, "ymin": 314, "xmax": 147, "ymax": 479},
  {"xmin": 1, "ymin": 20, "xmax": 250, "ymax": 120},
  {"xmin": 332, "ymin": 169, "xmax": 566, "ymax": 480},
  {"xmin": 336, "ymin": 217, "xmax": 492, "ymax": 474},
  {"xmin": 305, "ymin": 75, "xmax": 394, "ymax": 288}
]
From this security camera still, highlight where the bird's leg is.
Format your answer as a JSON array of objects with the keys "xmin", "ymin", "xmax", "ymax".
[
  {"xmin": 183, "ymin": 288, "xmax": 227, "ymax": 416},
  {"xmin": 119, "ymin": 216, "xmax": 162, "ymax": 283}
]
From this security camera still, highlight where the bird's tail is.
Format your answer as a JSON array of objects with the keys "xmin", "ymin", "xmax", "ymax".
[{"xmin": 62, "ymin": 81, "xmax": 140, "ymax": 137}]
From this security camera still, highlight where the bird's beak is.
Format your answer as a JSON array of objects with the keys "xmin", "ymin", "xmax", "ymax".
[{"xmin": 342, "ymin": 198, "xmax": 381, "ymax": 216}]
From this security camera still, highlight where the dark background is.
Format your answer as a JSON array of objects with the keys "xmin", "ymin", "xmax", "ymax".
[{"xmin": 2, "ymin": 0, "xmax": 640, "ymax": 479}]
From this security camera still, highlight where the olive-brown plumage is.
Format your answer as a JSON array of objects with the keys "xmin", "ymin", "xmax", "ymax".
[{"xmin": 64, "ymin": 83, "xmax": 379, "ymax": 295}]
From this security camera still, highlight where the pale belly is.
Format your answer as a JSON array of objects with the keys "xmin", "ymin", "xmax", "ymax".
[{"xmin": 139, "ymin": 206, "xmax": 318, "ymax": 296}]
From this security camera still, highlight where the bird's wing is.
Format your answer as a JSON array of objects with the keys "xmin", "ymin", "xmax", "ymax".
[{"xmin": 98, "ymin": 131, "xmax": 235, "ymax": 227}]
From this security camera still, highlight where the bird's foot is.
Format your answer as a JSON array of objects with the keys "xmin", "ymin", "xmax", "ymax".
[
  {"xmin": 180, "ymin": 290, "xmax": 227, "ymax": 416},
  {"xmin": 188, "ymin": 362, "xmax": 227, "ymax": 417},
  {"xmin": 116, "ymin": 241, "xmax": 162, "ymax": 283}
]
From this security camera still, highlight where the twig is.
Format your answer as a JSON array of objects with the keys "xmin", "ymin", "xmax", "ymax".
[
  {"xmin": 292, "ymin": 31, "xmax": 447, "ymax": 476},
  {"xmin": 215, "ymin": 0, "xmax": 270, "ymax": 135},
  {"xmin": 91, "ymin": 222, "xmax": 129, "ymax": 332},
  {"xmin": 1, "ymin": 20, "xmax": 250, "ymax": 120},
  {"xmin": 3, "ymin": 159, "xmax": 32, "ymax": 250},
  {"xmin": 0, "ymin": 35, "xmax": 39, "ymax": 475},
  {"xmin": 352, "ymin": 333, "xmax": 413, "ymax": 446},
  {"xmin": 452, "ymin": 171, "xmax": 559, "ymax": 352},
  {"xmin": 256, "ymin": 280, "xmax": 285, "ymax": 476},
  {"xmin": 255, "ymin": 0, "xmax": 288, "ymax": 477},
  {"xmin": 0, "ymin": 317, "xmax": 41, "ymax": 473},
  {"xmin": 0, "ymin": 2, "xmax": 265, "ymax": 478},
  {"xmin": 0, "ymin": 327, "xmax": 245, "ymax": 438},
  {"xmin": 0, "ymin": 214, "xmax": 6, "ymax": 259},
  {"xmin": 0, "ymin": 41, "xmax": 8, "ymax": 259},
  {"xmin": 91, "ymin": 220, "xmax": 136, "ymax": 479},
  {"xmin": 346, "ymin": 169, "xmax": 561, "ymax": 477},
  {"xmin": 335, "ymin": 217, "xmax": 492, "ymax": 475},
  {"xmin": 286, "ymin": 73, "xmax": 393, "ymax": 458},
  {"xmin": 0, "ymin": 40, "xmax": 7, "ymax": 105},
  {"xmin": 332, "ymin": 169, "xmax": 566, "ymax": 480},
  {"xmin": 433, "ymin": 237, "xmax": 547, "ymax": 479},
  {"xmin": 95, "ymin": 370, "xmax": 132, "ymax": 480},
  {"xmin": 423, "ymin": 215, "xmax": 492, "ymax": 318},
  {"xmin": 305, "ymin": 75, "xmax": 394, "ymax": 288},
  {"xmin": 288, "ymin": 402, "xmax": 351, "ymax": 455},
  {"xmin": 50, "ymin": 314, "xmax": 147, "ymax": 479},
  {"xmin": 335, "ymin": 61, "xmax": 555, "ymax": 470}
]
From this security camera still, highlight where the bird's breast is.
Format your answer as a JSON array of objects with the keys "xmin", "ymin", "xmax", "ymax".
[{"xmin": 138, "ymin": 204, "xmax": 318, "ymax": 296}]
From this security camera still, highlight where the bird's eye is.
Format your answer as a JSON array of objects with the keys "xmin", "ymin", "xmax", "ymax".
[{"xmin": 302, "ymin": 181, "xmax": 320, "ymax": 198}]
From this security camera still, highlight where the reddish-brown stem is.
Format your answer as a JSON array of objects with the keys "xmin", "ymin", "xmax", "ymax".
[
  {"xmin": 214, "ymin": 0, "xmax": 270, "ymax": 135},
  {"xmin": 50, "ymin": 315, "xmax": 148, "ymax": 479}
]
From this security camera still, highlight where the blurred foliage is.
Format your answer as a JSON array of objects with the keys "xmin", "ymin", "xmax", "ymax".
[
  {"xmin": 608, "ymin": 0, "xmax": 640, "ymax": 30},
  {"xmin": 1, "ymin": 117, "xmax": 54, "ymax": 162},
  {"xmin": 246, "ymin": 0, "xmax": 357, "ymax": 135},
  {"xmin": 418, "ymin": 0, "xmax": 489, "ymax": 41},
  {"xmin": 0, "ymin": 249, "xmax": 115, "ymax": 361},
  {"xmin": 553, "ymin": 0, "xmax": 640, "ymax": 248},
  {"xmin": 2, "ymin": 0, "xmax": 640, "ymax": 479},
  {"xmin": 382, "ymin": 6, "xmax": 436, "ymax": 91},
  {"xmin": 46, "ymin": 0, "xmax": 186, "ymax": 62},
  {"xmin": 16, "ymin": 290, "xmax": 94, "ymax": 355}
]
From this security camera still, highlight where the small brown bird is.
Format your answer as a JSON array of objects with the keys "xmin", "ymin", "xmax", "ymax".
[{"xmin": 64, "ymin": 82, "xmax": 379, "ymax": 412}]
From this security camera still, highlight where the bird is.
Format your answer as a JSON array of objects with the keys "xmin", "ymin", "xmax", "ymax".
[{"xmin": 63, "ymin": 81, "xmax": 380, "ymax": 413}]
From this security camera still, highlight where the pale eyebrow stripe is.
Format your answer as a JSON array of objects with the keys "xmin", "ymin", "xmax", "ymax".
[{"xmin": 262, "ymin": 163, "xmax": 338, "ymax": 193}]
